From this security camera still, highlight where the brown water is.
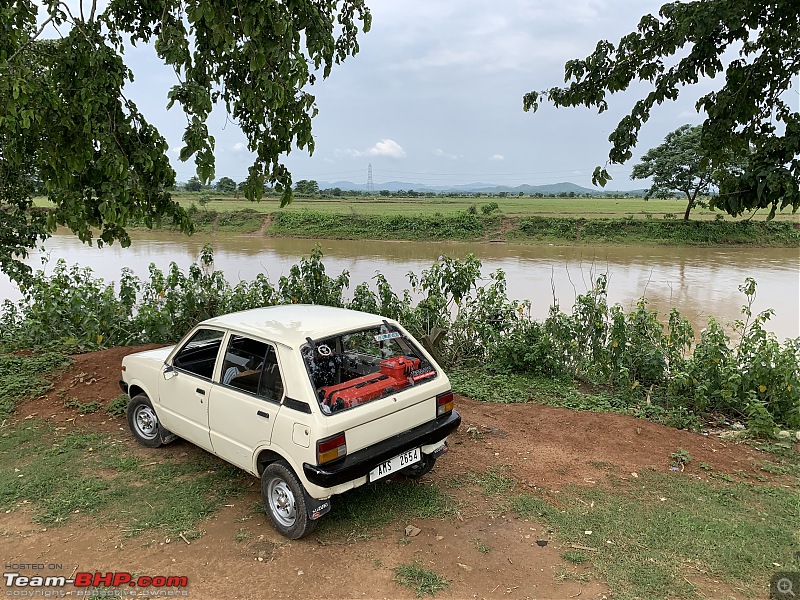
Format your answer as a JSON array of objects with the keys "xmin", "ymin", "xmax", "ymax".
[{"xmin": 3, "ymin": 232, "xmax": 799, "ymax": 339}]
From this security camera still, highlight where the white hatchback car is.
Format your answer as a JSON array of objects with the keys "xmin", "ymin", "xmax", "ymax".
[{"xmin": 120, "ymin": 305, "xmax": 461, "ymax": 539}]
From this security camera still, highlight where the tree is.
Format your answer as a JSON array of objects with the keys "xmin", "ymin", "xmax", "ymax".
[
  {"xmin": 184, "ymin": 176, "xmax": 203, "ymax": 192},
  {"xmin": 215, "ymin": 177, "xmax": 237, "ymax": 194},
  {"xmin": 1, "ymin": 2, "xmax": 371, "ymax": 281},
  {"xmin": 524, "ymin": 0, "xmax": 799, "ymax": 219},
  {"xmin": 294, "ymin": 180, "xmax": 319, "ymax": 196},
  {"xmin": 632, "ymin": 125, "xmax": 718, "ymax": 220}
]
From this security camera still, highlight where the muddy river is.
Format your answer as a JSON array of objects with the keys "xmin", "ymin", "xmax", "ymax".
[{"xmin": 2, "ymin": 232, "xmax": 798, "ymax": 338}]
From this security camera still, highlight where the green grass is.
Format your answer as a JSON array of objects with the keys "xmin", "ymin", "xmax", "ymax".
[
  {"xmin": 469, "ymin": 466, "xmax": 515, "ymax": 496},
  {"xmin": 0, "ymin": 420, "xmax": 247, "ymax": 535},
  {"xmin": 137, "ymin": 193, "xmax": 799, "ymax": 222},
  {"xmin": 0, "ymin": 353, "xmax": 72, "ymax": 420},
  {"xmin": 106, "ymin": 394, "xmax": 129, "ymax": 417},
  {"xmin": 562, "ymin": 550, "xmax": 590, "ymax": 565},
  {"xmin": 450, "ymin": 368, "xmax": 702, "ymax": 430},
  {"xmin": 393, "ymin": 562, "xmax": 450, "ymax": 597},
  {"xmin": 317, "ymin": 479, "xmax": 456, "ymax": 540},
  {"xmin": 32, "ymin": 194, "xmax": 799, "ymax": 244},
  {"xmin": 512, "ymin": 470, "xmax": 800, "ymax": 599}
]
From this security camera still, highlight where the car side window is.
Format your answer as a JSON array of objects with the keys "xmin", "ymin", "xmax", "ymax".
[
  {"xmin": 172, "ymin": 329, "xmax": 224, "ymax": 379},
  {"xmin": 220, "ymin": 335, "xmax": 284, "ymax": 403}
]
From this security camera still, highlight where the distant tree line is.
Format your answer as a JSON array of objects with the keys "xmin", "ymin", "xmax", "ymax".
[{"xmin": 173, "ymin": 176, "xmax": 648, "ymax": 200}]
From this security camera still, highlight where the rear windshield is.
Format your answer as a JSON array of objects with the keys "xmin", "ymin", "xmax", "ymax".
[{"xmin": 302, "ymin": 325, "xmax": 437, "ymax": 415}]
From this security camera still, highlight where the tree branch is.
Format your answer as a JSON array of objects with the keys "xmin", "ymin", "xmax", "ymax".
[{"xmin": 6, "ymin": 15, "xmax": 54, "ymax": 65}]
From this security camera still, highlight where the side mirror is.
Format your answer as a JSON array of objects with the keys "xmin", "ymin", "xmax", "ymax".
[{"xmin": 163, "ymin": 365, "xmax": 177, "ymax": 380}]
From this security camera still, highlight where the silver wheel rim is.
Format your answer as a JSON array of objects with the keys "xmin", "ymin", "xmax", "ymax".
[
  {"xmin": 134, "ymin": 405, "xmax": 158, "ymax": 440},
  {"xmin": 267, "ymin": 478, "xmax": 297, "ymax": 528}
]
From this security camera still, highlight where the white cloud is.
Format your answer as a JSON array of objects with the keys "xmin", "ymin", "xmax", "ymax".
[
  {"xmin": 346, "ymin": 139, "xmax": 406, "ymax": 158},
  {"xmin": 169, "ymin": 146, "xmax": 181, "ymax": 155},
  {"xmin": 489, "ymin": 154, "xmax": 505, "ymax": 161},
  {"xmin": 433, "ymin": 148, "xmax": 459, "ymax": 160},
  {"xmin": 232, "ymin": 142, "xmax": 246, "ymax": 151}
]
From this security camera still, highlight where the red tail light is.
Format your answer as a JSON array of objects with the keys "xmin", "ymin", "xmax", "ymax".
[
  {"xmin": 436, "ymin": 390, "xmax": 454, "ymax": 417},
  {"xmin": 317, "ymin": 432, "xmax": 347, "ymax": 464}
]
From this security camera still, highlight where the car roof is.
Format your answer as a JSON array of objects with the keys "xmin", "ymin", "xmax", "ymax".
[{"xmin": 201, "ymin": 305, "xmax": 390, "ymax": 348}]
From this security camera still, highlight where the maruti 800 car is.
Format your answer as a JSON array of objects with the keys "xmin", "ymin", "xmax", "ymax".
[{"xmin": 119, "ymin": 305, "xmax": 461, "ymax": 539}]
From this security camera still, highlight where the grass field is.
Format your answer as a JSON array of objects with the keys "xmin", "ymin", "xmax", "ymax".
[{"xmin": 33, "ymin": 193, "xmax": 800, "ymax": 222}]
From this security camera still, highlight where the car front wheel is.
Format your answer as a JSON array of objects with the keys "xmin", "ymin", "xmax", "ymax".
[
  {"xmin": 127, "ymin": 394, "xmax": 163, "ymax": 448},
  {"xmin": 261, "ymin": 461, "xmax": 317, "ymax": 539}
]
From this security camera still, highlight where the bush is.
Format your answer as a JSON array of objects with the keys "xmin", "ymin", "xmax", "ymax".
[{"xmin": 1, "ymin": 249, "xmax": 797, "ymax": 428}]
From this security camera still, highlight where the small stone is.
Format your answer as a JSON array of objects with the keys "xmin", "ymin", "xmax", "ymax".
[
  {"xmin": 457, "ymin": 563, "xmax": 472, "ymax": 572},
  {"xmin": 297, "ymin": 570, "xmax": 304, "ymax": 576},
  {"xmin": 404, "ymin": 525, "xmax": 421, "ymax": 537},
  {"xmin": 435, "ymin": 536, "xmax": 444, "ymax": 541},
  {"xmin": 535, "ymin": 540, "xmax": 548, "ymax": 547},
  {"xmin": 257, "ymin": 557, "xmax": 263, "ymax": 562},
  {"xmin": 630, "ymin": 472, "xmax": 638, "ymax": 478},
  {"xmin": 584, "ymin": 530, "xmax": 592, "ymax": 535}
]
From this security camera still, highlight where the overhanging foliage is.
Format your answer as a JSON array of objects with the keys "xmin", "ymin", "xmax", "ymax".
[{"xmin": 524, "ymin": 0, "xmax": 799, "ymax": 219}]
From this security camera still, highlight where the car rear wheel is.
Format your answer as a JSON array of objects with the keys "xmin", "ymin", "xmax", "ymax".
[
  {"xmin": 261, "ymin": 461, "xmax": 317, "ymax": 539},
  {"xmin": 127, "ymin": 394, "xmax": 163, "ymax": 448}
]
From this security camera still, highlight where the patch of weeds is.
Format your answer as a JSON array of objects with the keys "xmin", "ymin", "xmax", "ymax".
[
  {"xmin": 562, "ymin": 550, "xmax": 589, "ymax": 565},
  {"xmin": 709, "ymin": 472, "xmax": 734, "ymax": 482},
  {"xmin": 475, "ymin": 539, "xmax": 491, "ymax": 554},
  {"xmin": 469, "ymin": 467, "xmax": 515, "ymax": 496},
  {"xmin": 0, "ymin": 353, "xmax": 71, "ymax": 420},
  {"xmin": 64, "ymin": 398, "xmax": 102, "ymax": 414},
  {"xmin": 318, "ymin": 480, "xmax": 455, "ymax": 540},
  {"xmin": 0, "ymin": 419, "xmax": 247, "ymax": 535},
  {"xmin": 759, "ymin": 461, "xmax": 796, "ymax": 476},
  {"xmin": 107, "ymin": 394, "xmax": 129, "ymax": 417},
  {"xmin": 511, "ymin": 470, "xmax": 800, "ymax": 599},
  {"xmin": 449, "ymin": 369, "xmax": 567, "ymax": 404},
  {"xmin": 669, "ymin": 448, "xmax": 692, "ymax": 469},
  {"xmin": 441, "ymin": 474, "xmax": 466, "ymax": 488},
  {"xmin": 699, "ymin": 463, "xmax": 713, "ymax": 471},
  {"xmin": 747, "ymin": 439, "xmax": 796, "ymax": 458},
  {"xmin": 555, "ymin": 566, "xmax": 591, "ymax": 583},
  {"xmin": 394, "ymin": 563, "xmax": 449, "ymax": 597},
  {"xmin": 235, "ymin": 528, "xmax": 251, "ymax": 543},
  {"xmin": 373, "ymin": 558, "xmax": 383, "ymax": 569},
  {"xmin": 397, "ymin": 537, "xmax": 411, "ymax": 545}
]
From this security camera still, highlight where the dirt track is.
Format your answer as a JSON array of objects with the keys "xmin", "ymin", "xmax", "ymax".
[{"xmin": 2, "ymin": 346, "xmax": 784, "ymax": 599}]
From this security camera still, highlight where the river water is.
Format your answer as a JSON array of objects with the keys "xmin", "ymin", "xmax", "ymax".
[{"xmin": 2, "ymin": 232, "xmax": 798, "ymax": 339}]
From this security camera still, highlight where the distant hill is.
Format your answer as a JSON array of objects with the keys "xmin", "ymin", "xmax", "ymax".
[{"xmin": 316, "ymin": 180, "xmax": 645, "ymax": 196}]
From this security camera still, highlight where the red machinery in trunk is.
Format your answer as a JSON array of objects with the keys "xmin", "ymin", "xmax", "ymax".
[{"xmin": 320, "ymin": 357, "xmax": 421, "ymax": 411}]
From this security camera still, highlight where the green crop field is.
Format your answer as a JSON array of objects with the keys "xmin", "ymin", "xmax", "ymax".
[{"xmin": 32, "ymin": 193, "xmax": 800, "ymax": 222}]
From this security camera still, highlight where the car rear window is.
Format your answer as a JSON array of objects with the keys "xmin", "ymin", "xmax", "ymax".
[{"xmin": 302, "ymin": 325, "xmax": 437, "ymax": 414}]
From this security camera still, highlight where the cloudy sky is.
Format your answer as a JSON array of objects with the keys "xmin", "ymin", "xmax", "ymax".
[{"xmin": 122, "ymin": 0, "xmax": 722, "ymax": 190}]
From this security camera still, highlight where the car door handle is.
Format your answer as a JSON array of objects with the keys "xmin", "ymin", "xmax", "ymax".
[
  {"xmin": 196, "ymin": 388, "xmax": 206, "ymax": 395},
  {"xmin": 257, "ymin": 410, "xmax": 269, "ymax": 419}
]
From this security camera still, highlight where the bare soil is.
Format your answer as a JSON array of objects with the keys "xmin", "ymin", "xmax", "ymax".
[{"xmin": 2, "ymin": 346, "xmax": 786, "ymax": 599}]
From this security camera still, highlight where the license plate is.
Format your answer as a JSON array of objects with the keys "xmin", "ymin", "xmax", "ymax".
[{"xmin": 369, "ymin": 447, "xmax": 420, "ymax": 482}]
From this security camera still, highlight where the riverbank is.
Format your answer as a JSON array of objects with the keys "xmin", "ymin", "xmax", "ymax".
[{"xmin": 172, "ymin": 207, "xmax": 799, "ymax": 246}]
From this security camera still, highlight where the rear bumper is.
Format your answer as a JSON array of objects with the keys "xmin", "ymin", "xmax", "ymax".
[{"xmin": 303, "ymin": 409, "xmax": 461, "ymax": 488}]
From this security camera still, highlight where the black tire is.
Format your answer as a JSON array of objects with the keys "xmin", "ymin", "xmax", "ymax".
[
  {"xmin": 261, "ymin": 461, "xmax": 318, "ymax": 539},
  {"xmin": 126, "ymin": 394, "xmax": 163, "ymax": 448},
  {"xmin": 400, "ymin": 454, "xmax": 436, "ymax": 479}
]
